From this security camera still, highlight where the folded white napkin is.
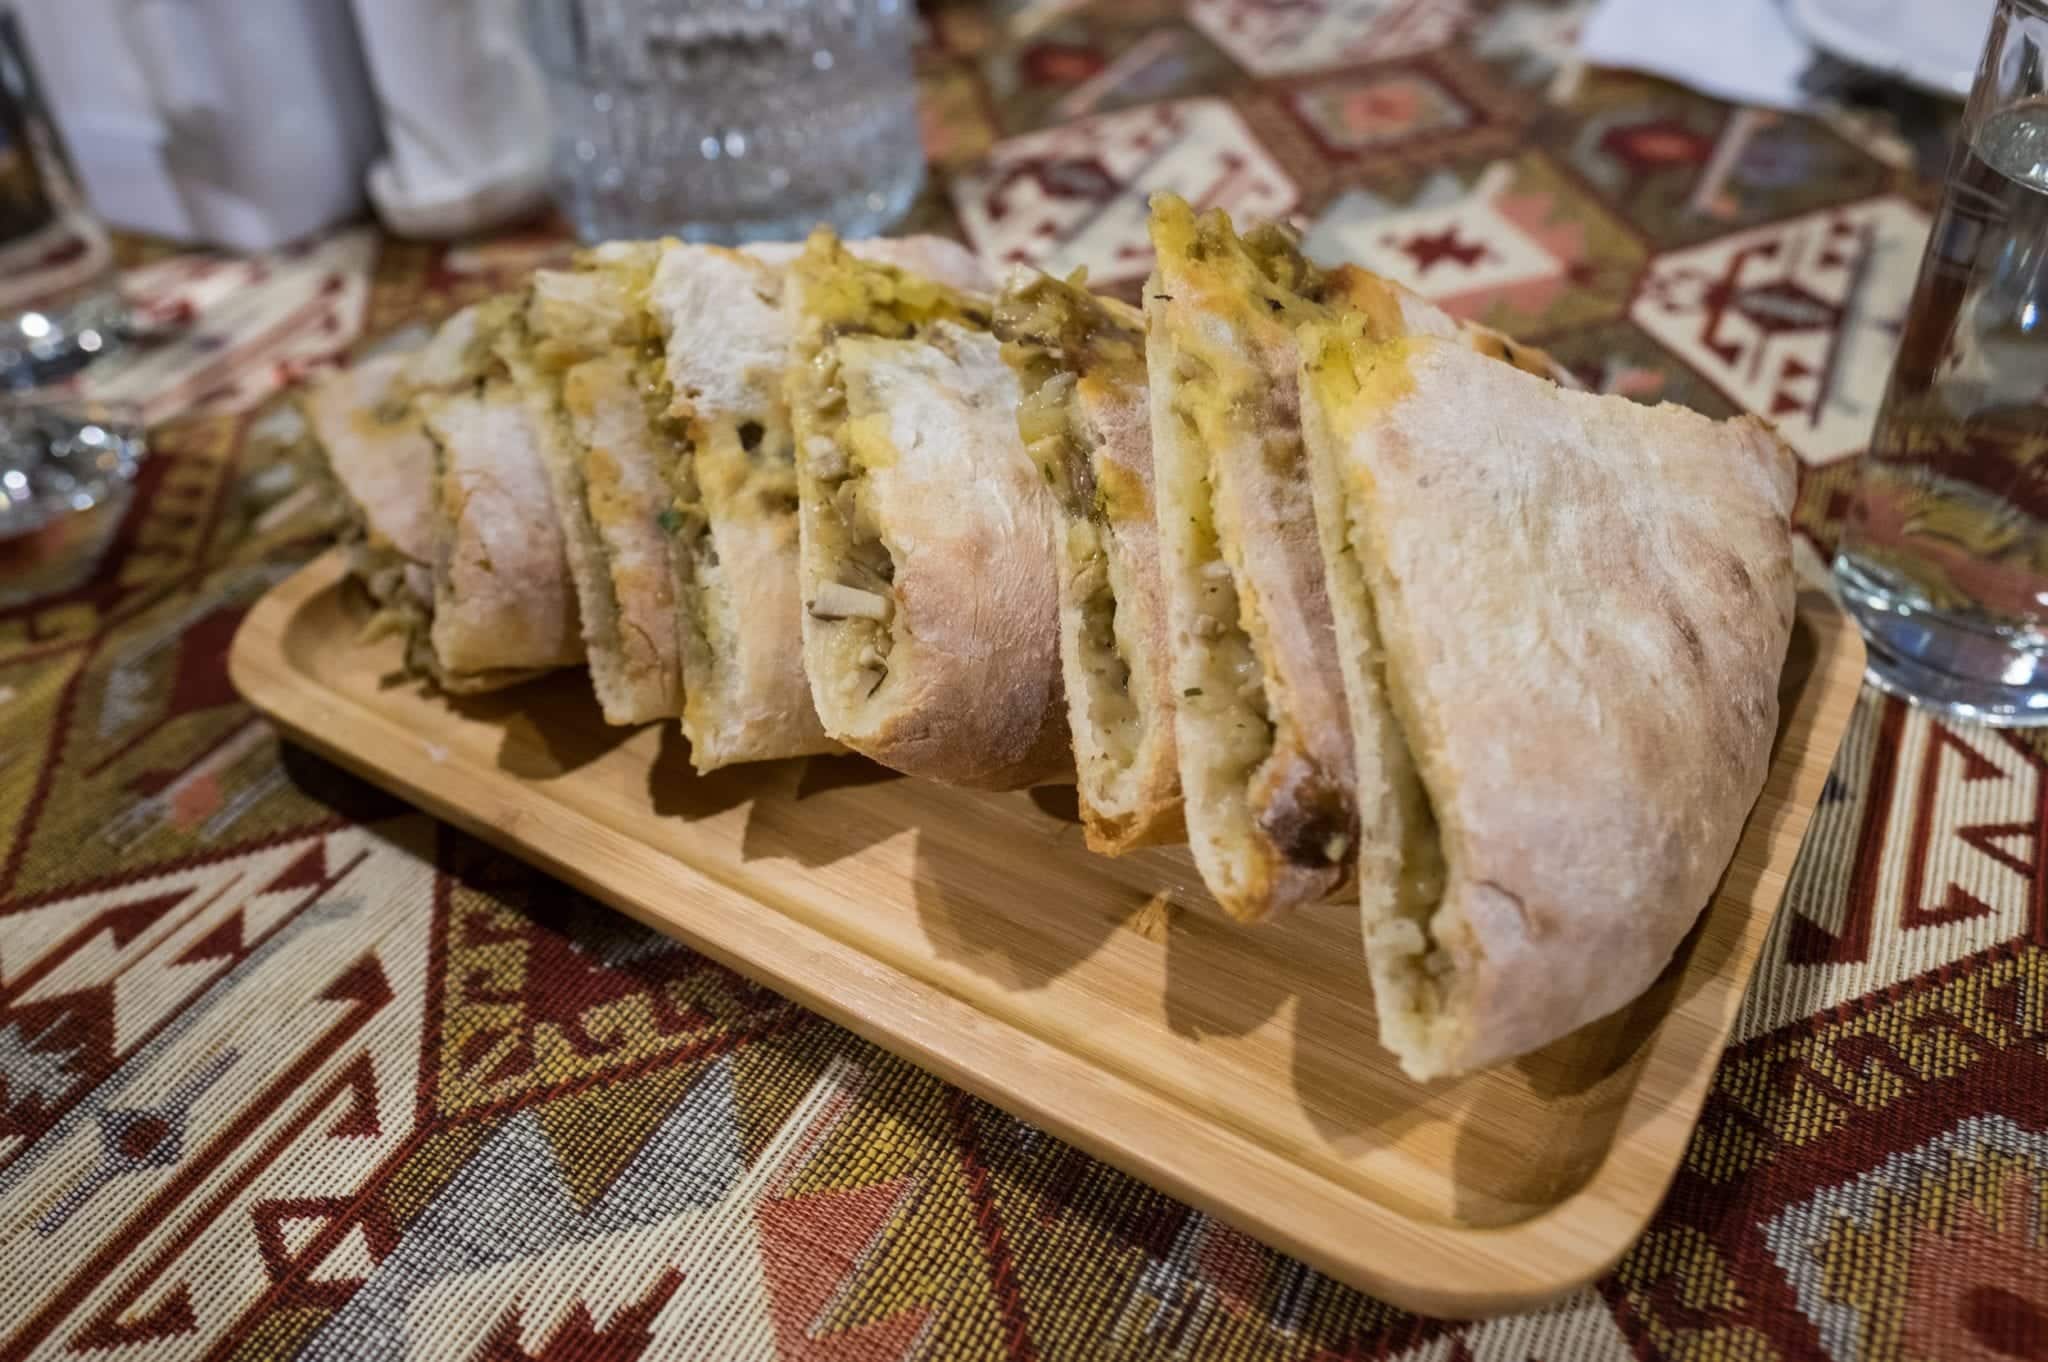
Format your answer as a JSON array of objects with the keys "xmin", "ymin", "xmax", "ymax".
[{"xmin": 1578, "ymin": 0, "xmax": 1819, "ymax": 111}]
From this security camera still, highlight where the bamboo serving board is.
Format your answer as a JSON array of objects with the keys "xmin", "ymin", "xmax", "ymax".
[{"xmin": 230, "ymin": 548, "xmax": 1863, "ymax": 1318}]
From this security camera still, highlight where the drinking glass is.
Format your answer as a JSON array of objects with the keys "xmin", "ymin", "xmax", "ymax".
[
  {"xmin": 0, "ymin": 7, "xmax": 124, "ymax": 391},
  {"xmin": 522, "ymin": 0, "xmax": 926, "ymax": 244},
  {"xmin": 0, "ymin": 396, "xmax": 144, "ymax": 538},
  {"xmin": 1833, "ymin": 0, "xmax": 2048, "ymax": 723}
]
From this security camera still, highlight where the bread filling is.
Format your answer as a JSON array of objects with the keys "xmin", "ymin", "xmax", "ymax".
[
  {"xmin": 540, "ymin": 377, "xmax": 629, "ymax": 674},
  {"xmin": 1150, "ymin": 199, "xmax": 1372, "ymax": 905},
  {"xmin": 504, "ymin": 247, "xmax": 679, "ymax": 719},
  {"xmin": 785, "ymin": 234, "xmax": 992, "ymax": 716},
  {"xmin": 345, "ymin": 540, "xmax": 429, "ymax": 643},
  {"xmin": 562, "ymin": 351, "xmax": 686, "ymax": 703},
  {"xmin": 1028, "ymin": 389, "xmax": 1142, "ymax": 770},
  {"xmin": 1065, "ymin": 519, "xmax": 1140, "ymax": 770},
  {"xmin": 800, "ymin": 346, "xmax": 899, "ymax": 706},
  {"xmin": 1168, "ymin": 382, "xmax": 1279, "ymax": 876},
  {"xmin": 646, "ymin": 360, "xmax": 720, "ymax": 709},
  {"xmin": 998, "ymin": 275, "xmax": 1150, "ymax": 785}
]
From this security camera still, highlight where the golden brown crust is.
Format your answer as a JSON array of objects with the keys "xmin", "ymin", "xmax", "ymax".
[
  {"xmin": 1146, "ymin": 196, "xmax": 1384, "ymax": 920},
  {"xmin": 1302, "ymin": 331, "xmax": 1796, "ymax": 1078}
]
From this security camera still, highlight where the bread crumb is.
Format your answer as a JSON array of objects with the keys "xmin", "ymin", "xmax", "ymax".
[
  {"xmin": 425, "ymin": 743, "xmax": 450, "ymax": 764},
  {"xmin": 1127, "ymin": 892, "xmax": 1177, "ymax": 943}
]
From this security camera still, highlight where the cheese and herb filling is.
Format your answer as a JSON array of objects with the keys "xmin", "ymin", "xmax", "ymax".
[
  {"xmin": 644, "ymin": 344, "xmax": 727, "ymax": 722},
  {"xmin": 647, "ymin": 339, "xmax": 790, "ymax": 737},
  {"xmin": 997, "ymin": 272, "xmax": 1150, "ymax": 777},
  {"xmin": 1299, "ymin": 320, "xmax": 1457, "ymax": 1056},
  {"xmin": 560, "ymin": 351, "xmax": 679, "ymax": 691},
  {"xmin": 786, "ymin": 231, "xmax": 993, "ymax": 707},
  {"xmin": 506, "ymin": 242, "xmax": 683, "ymax": 720},
  {"xmin": 639, "ymin": 241, "xmax": 845, "ymax": 768}
]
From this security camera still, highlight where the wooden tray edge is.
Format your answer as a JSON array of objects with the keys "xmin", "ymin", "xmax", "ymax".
[{"xmin": 229, "ymin": 549, "xmax": 1866, "ymax": 1318}]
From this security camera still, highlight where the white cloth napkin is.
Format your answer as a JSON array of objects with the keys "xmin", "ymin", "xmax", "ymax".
[{"xmin": 1578, "ymin": 0, "xmax": 1819, "ymax": 111}]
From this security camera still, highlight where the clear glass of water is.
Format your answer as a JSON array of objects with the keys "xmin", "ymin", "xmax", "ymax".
[
  {"xmin": 1833, "ymin": 0, "xmax": 2048, "ymax": 724},
  {"xmin": 522, "ymin": 0, "xmax": 927, "ymax": 244}
]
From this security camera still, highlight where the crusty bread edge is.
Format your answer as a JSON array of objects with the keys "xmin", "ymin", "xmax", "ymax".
[{"xmin": 1061, "ymin": 363, "xmax": 1184, "ymax": 852}]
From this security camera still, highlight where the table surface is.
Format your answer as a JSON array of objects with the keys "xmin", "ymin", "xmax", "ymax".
[{"xmin": 2, "ymin": 4, "xmax": 2038, "ymax": 1359}]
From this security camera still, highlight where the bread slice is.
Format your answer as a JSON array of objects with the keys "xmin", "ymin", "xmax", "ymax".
[
  {"xmin": 416, "ymin": 376, "xmax": 586, "ymax": 689},
  {"xmin": 499, "ymin": 242, "xmax": 682, "ymax": 726},
  {"xmin": 642, "ymin": 237, "xmax": 989, "ymax": 772},
  {"xmin": 995, "ymin": 269, "xmax": 1183, "ymax": 852},
  {"xmin": 1145, "ymin": 196, "xmax": 1430, "ymax": 921},
  {"xmin": 639, "ymin": 244, "xmax": 813, "ymax": 770},
  {"xmin": 301, "ymin": 350, "xmax": 436, "ymax": 638},
  {"xmin": 1144, "ymin": 196, "xmax": 1581, "ymax": 919},
  {"xmin": 784, "ymin": 229, "xmax": 1072, "ymax": 789},
  {"xmin": 1298, "ymin": 327, "xmax": 1796, "ymax": 1079},
  {"xmin": 305, "ymin": 296, "xmax": 583, "ymax": 693}
]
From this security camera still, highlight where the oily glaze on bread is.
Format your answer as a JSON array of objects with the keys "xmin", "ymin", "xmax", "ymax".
[
  {"xmin": 645, "ymin": 236, "xmax": 985, "ymax": 772},
  {"xmin": 501, "ymin": 242, "xmax": 681, "ymax": 726},
  {"xmin": 1145, "ymin": 196, "xmax": 1421, "ymax": 921},
  {"xmin": 1146, "ymin": 195, "xmax": 1580, "ymax": 922},
  {"xmin": 1299, "ymin": 328, "xmax": 1796, "ymax": 1079},
  {"xmin": 785, "ymin": 230, "xmax": 1072, "ymax": 789},
  {"xmin": 997, "ymin": 269, "xmax": 1184, "ymax": 851}
]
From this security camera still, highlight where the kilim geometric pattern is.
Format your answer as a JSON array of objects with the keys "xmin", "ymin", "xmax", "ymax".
[{"xmin": 3, "ymin": 2, "xmax": 2041, "ymax": 1358}]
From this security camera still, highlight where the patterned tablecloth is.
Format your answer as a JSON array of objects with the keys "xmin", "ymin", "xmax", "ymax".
[{"xmin": 3, "ymin": 3, "xmax": 2042, "ymax": 1358}]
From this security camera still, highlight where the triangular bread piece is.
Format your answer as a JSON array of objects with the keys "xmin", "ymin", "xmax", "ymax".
[
  {"xmin": 783, "ymin": 229, "xmax": 1072, "ymax": 790},
  {"xmin": 307, "ymin": 296, "xmax": 583, "ymax": 694},
  {"xmin": 498, "ymin": 242, "xmax": 682, "ymax": 726},
  {"xmin": 1297, "ymin": 325, "xmax": 1796, "ymax": 1079},
  {"xmin": 1145, "ymin": 194, "xmax": 1488, "ymax": 921},
  {"xmin": 995, "ymin": 268, "xmax": 1183, "ymax": 851},
  {"xmin": 643, "ymin": 236, "xmax": 984, "ymax": 772}
]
